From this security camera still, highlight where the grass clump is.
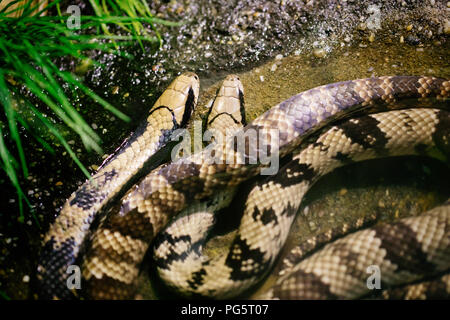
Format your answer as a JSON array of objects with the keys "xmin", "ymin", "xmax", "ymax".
[{"xmin": 0, "ymin": 0, "xmax": 177, "ymax": 222}]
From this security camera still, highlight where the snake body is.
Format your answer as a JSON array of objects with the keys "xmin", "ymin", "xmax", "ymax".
[
  {"xmin": 38, "ymin": 74, "xmax": 449, "ymax": 299},
  {"xmin": 37, "ymin": 73, "xmax": 200, "ymax": 299},
  {"xmin": 262, "ymin": 199, "xmax": 450, "ymax": 299},
  {"xmin": 155, "ymin": 107, "xmax": 450, "ymax": 298}
]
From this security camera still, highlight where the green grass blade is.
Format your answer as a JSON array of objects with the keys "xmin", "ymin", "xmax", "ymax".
[
  {"xmin": 27, "ymin": 103, "xmax": 91, "ymax": 180},
  {"xmin": 0, "ymin": 70, "xmax": 28, "ymax": 177}
]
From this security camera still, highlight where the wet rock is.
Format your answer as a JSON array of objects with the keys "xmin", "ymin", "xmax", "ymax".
[
  {"xmin": 313, "ymin": 48, "xmax": 326, "ymax": 58},
  {"xmin": 444, "ymin": 20, "xmax": 450, "ymax": 35},
  {"xmin": 405, "ymin": 34, "xmax": 420, "ymax": 45}
]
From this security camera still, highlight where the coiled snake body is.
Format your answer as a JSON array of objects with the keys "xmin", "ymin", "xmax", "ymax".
[{"xmin": 37, "ymin": 74, "xmax": 450, "ymax": 299}]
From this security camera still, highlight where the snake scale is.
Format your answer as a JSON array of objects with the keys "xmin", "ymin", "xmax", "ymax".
[{"xmin": 37, "ymin": 73, "xmax": 450, "ymax": 299}]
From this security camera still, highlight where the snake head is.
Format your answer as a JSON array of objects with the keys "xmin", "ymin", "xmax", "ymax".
[{"xmin": 152, "ymin": 72, "xmax": 200, "ymax": 128}]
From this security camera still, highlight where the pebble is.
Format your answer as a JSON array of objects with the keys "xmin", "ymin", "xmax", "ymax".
[
  {"xmin": 270, "ymin": 64, "xmax": 277, "ymax": 72},
  {"xmin": 204, "ymin": 52, "xmax": 212, "ymax": 58},
  {"xmin": 405, "ymin": 24, "xmax": 413, "ymax": 31},
  {"xmin": 339, "ymin": 188, "xmax": 348, "ymax": 196},
  {"xmin": 405, "ymin": 35, "xmax": 420, "ymax": 45},
  {"xmin": 259, "ymin": 75, "xmax": 264, "ymax": 82},
  {"xmin": 22, "ymin": 275, "xmax": 30, "ymax": 283},
  {"xmin": 275, "ymin": 54, "xmax": 283, "ymax": 60},
  {"xmin": 312, "ymin": 48, "xmax": 326, "ymax": 58},
  {"xmin": 368, "ymin": 33, "xmax": 375, "ymax": 42},
  {"xmin": 444, "ymin": 20, "xmax": 450, "ymax": 35},
  {"xmin": 55, "ymin": 181, "xmax": 63, "ymax": 186},
  {"xmin": 357, "ymin": 22, "xmax": 367, "ymax": 31},
  {"xmin": 92, "ymin": 123, "xmax": 98, "ymax": 130},
  {"xmin": 400, "ymin": 35, "xmax": 404, "ymax": 43}
]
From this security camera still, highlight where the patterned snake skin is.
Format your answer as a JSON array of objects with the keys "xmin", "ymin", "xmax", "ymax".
[
  {"xmin": 37, "ymin": 74, "xmax": 449, "ymax": 299},
  {"xmin": 155, "ymin": 107, "xmax": 450, "ymax": 298},
  {"xmin": 258, "ymin": 199, "xmax": 450, "ymax": 299},
  {"xmin": 37, "ymin": 73, "xmax": 200, "ymax": 299}
]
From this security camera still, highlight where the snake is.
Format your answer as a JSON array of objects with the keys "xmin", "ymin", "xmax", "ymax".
[
  {"xmin": 154, "ymin": 107, "xmax": 450, "ymax": 299},
  {"xmin": 37, "ymin": 72, "xmax": 200, "ymax": 299},
  {"xmin": 37, "ymin": 73, "xmax": 450, "ymax": 299}
]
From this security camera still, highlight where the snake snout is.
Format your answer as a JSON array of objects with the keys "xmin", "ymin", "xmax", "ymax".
[
  {"xmin": 182, "ymin": 71, "xmax": 199, "ymax": 81},
  {"xmin": 225, "ymin": 74, "xmax": 240, "ymax": 81}
]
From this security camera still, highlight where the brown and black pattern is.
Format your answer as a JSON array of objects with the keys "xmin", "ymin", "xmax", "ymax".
[
  {"xmin": 278, "ymin": 214, "xmax": 379, "ymax": 277},
  {"xmin": 37, "ymin": 72, "xmax": 200, "ymax": 299},
  {"xmin": 261, "ymin": 201, "xmax": 450, "ymax": 300},
  {"xmin": 153, "ymin": 76, "xmax": 248, "ymax": 297},
  {"xmin": 41, "ymin": 75, "xmax": 449, "ymax": 299},
  {"xmin": 82, "ymin": 75, "xmax": 247, "ymax": 298},
  {"xmin": 376, "ymin": 273, "xmax": 450, "ymax": 300},
  {"xmin": 102, "ymin": 78, "xmax": 449, "ymax": 299},
  {"xmin": 156, "ymin": 108, "xmax": 450, "ymax": 299}
]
